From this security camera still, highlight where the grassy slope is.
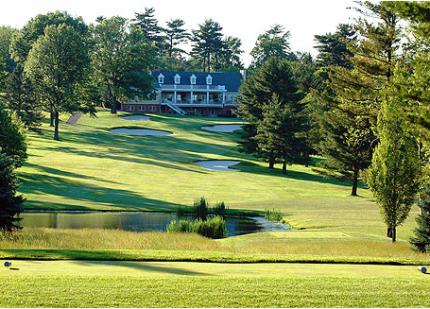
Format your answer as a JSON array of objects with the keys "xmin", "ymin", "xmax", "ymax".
[
  {"xmin": 18, "ymin": 111, "xmax": 419, "ymax": 242},
  {"xmin": 1, "ymin": 261, "xmax": 430, "ymax": 307}
]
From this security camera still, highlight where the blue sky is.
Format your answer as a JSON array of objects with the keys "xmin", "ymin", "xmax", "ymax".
[{"xmin": 2, "ymin": 0, "xmax": 359, "ymax": 66}]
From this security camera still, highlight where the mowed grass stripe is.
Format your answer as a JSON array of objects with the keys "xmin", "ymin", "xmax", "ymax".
[
  {"xmin": 0, "ymin": 260, "xmax": 428, "ymax": 278},
  {"xmin": 0, "ymin": 275, "xmax": 429, "ymax": 307}
]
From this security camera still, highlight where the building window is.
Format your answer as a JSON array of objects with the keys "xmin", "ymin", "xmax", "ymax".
[
  {"xmin": 127, "ymin": 105, "xmax": 135, "ymax": 111},
  {"xmin": 138, "ymin": 105, "xmax": 145, "ymax": 111},
  {"xmin": 149, "ymin": 106, "xmax": 157, "ymax": 112},
  {"xmin": 158, "ymin": 74, "xmax": 164, "ymax": 84},
  {"xmin": 174, "ymin": 74, "xmax": 181, "ymax": 84},
  {"xmin": 206, "ymin": 75, "xmax": 212, "ymax": 85},
  {"xmin": 190, "ymin": 74, "xmax": 197, "ymax": 85}
]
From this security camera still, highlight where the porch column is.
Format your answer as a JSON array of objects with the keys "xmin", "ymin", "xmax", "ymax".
[
  {"xmin": 191, "ymin": 91, "xmax": 194, "ymax": 104},
  {"xmin": 174, "ymin": 91, "xmax": 177, "ymax": 103},
  {"xmin": 207, "ymin": 92, "xmax": 210, "ymax": 104},
  {"xmin": 222, "ymin": 92, "xmax": 225, "ymax": 104}
]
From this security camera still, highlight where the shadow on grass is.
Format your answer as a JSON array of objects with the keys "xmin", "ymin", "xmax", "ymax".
[
  {"xmin": 19, "ymin": 172, "xmax": 182, "ymax": 211},
  {"xmin": 73, "ymin": 260, "xmax": 209, "ymax": 276}
]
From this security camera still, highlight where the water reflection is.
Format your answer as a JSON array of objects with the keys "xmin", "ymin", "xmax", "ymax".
[{"xmin": 19, "ymin": 212, "xmax": 290, "ymax": 237}]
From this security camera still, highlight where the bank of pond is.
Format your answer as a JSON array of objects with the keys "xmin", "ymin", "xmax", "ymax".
[{"xmin": 19, "ymin": 211, "xmax": 290, "ymax": 237}]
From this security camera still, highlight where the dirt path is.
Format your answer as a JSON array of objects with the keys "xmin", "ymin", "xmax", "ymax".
[{"xmin": 67, "ymin": 112, "xmax": 83, "ymax": 124}]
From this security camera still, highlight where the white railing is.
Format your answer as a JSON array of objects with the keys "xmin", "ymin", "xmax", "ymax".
[{"xmin": 160, "ymin": 84, "xmax": 226, "ymax": 91}]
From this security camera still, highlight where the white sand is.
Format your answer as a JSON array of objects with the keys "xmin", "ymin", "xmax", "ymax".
[
  {"xmin": 120, "ymin": 115, "xmax": 151, "ymax": 121},
  {"xmin": 201, "ymin": 124, "xmax": 243, "ymax": 132},
  {"xmin": 195, "ymin": 160, "xmax": 240, "ymax": 172},
  {"xmin": 109, "ymin": 128, "xmax": 172, "ymax": 136}
]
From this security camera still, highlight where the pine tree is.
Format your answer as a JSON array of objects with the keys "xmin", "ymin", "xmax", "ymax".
[
  {"xmin": 410, "ymin": 182, "xmax": 430, "ymax": 252},
  {"xmin": 0, "ymin": 152, "xmax": 24, "ymax": 233},
  {"xmin": 236, "ymin": 57, "xmax": 304, "ymax": 169},
  {"xmin": 163, "ymin": 19, "xmax": 189, "ymax": 58},
  {"xmin": 133, "ymin": 7, "xmax": 165, "ymax": 45}
]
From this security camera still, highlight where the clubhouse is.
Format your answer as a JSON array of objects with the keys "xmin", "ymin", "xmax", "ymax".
[{"xmin": 121, "ymin": 70, "xmax": 244, "ymax": 117}]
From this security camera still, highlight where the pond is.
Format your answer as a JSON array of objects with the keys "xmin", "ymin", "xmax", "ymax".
[
  {"xmin": 195, "ymin": 160, "xmax": 240, "ymax": 172},
  {"xmin": 18, "ymin": 212, "xmax": 290, "ymax": 237}
]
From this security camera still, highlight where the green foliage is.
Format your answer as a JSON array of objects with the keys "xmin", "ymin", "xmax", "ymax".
[
  {"xmin": 0, "ymin": 152, "xmax": 24, "ymax": 233},
  {"xmin": 364, "ymin": 90, "xmax": 422, "ymax": 243},
  {"xmin": 193, "ymin": 197, "xmax": 209, "ymax": 220},
  {"xmin": 213, "ymin": 201, "xmax": 226, "ymax": 216},
  {"xmin": 25, "ymin": 24, "xmax": 92, "ymax": 141},
  {"xmin": 167, "ymin": 216, "xmax": 227, "ymax": 239},
  {"xmin": 92, "ymin": 16, "xmax": 156, "ymax": 114},
  {"xmin": 410, "ymin": 182, "xmax": 430, "ymax": 253},
  {"xmin": 264, "ymin": 208, "xmax": 283, "ymax": 221},
  {"xmin": 0, "ymin": 103, "xmax": 27, "ymax": 166},
  {"xmin": 250, "ymin": 24, "xmax": 293, "ymax": 69}
]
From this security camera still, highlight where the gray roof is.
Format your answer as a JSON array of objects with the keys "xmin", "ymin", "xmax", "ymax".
[{"xmin": 152, "ymin": 71, "xmax": 242, "ymax": 92}]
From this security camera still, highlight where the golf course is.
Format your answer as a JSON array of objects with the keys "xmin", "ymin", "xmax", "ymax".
[{"xmin": 0, "ymin": 110, "xmax": 429, "ymax": 307}]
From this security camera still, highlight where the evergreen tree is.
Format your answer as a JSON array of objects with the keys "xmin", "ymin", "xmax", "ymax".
[
  {"xmin": 133, "ymin": 7, "xmax": 165, "ymax": 46},
  {"xmin": 236, "ymin": 57, "xmax": 304, "ymax": 169},
  {"xmin": 219, "ymin": 36, "xmax": 244, "ymax": 72},
  {"xmin": 250, "ymin": 25, "xmax": 293, "ymax": 69},
  {"xmin": 255, "ymin": 94, "xmax": 307, "ymax": 174},
  {"xmin": 410, "ymin": 182, "xmax": 430, "ymax": 253},
  {"xmin": 2, "ymin": 63, "xmax": 42, "ymax": 132},
  {"xmin": 191, "ymin": 19, "xmax": 224, "ymax": 72},
  {"xmin": 0, "ymin": 152, "xmax": 24, "ymax": 233},
  {"xmin": 163, "ymin": 19, "xmax": 189, "ymax": 58},
  {"xmin": 0, "ymin": 103, "xmax": 27, "ymax": 167}
]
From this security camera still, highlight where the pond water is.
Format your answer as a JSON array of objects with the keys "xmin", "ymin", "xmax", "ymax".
[
  {"xmin": 201, "ymin": 124, "xmax": 243, "ymax": 132},
  {"xmin": 18, "ymin": 212, "xmax": 290, "ymax": 237},
  {"xmin": 109, "ymin": 128, "xmax": 172, "ymax": 136},
  {"xmin": 195, "ymin": 160, "xmax": 240, "ymax": 172}
]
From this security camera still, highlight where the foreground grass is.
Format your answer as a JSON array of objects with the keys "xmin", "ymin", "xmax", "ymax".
[{"xmin": 1, "ymin": 266, "xmax": 429, "ymax": 307}]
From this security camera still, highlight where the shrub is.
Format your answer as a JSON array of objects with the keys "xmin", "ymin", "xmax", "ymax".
[
  {"xmin": 213, "ymin": 202, "xmax": 226, "ymax": 216},
  {"xmin": 166, "ymin": 216, "xmax": 227, "ymax": 239},
  {"xmin": 193, "ymin": 197, "xmax": 209, "ymax": 220},
  {"xmin": 265, "ymin": 208, "xmax": 283, "ymax": 222}
]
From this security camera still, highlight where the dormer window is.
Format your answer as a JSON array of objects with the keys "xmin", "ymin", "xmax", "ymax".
[
  {"xmin": 174, "ymin": 74, "xmax": 181, "ymax": 84},
  {"xmin": 158, "ymin": 74, "xmax": 164, "ymax": 84},
  {"xmin": 206, "ymin": 74, "xmax": 213, "ymax": 85},
  {"xmin": 190, "ymin": 74, "xmax": 197, "ymax": 85}
]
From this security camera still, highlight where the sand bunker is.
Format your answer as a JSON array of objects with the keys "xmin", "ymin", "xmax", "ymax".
[
  {"xmin": 201, "ymin": 124, "xmax": 243, "ymax": 132},
  {"xmin": 195, "ymin": 160, "xmax": 240, "ymax": 172},
  {"xmin": 109, "ymin": 128, "xmax": 172, "ymax": 136},
  {"xmin": 120, "ymin": 115, "xmax": 151, "ymax": 121}
]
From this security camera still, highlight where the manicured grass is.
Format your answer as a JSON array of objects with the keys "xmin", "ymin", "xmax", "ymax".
[
  {"xmin": 0, "ymin": 261, "xmax": 429, "ymax": 307},
  {"xmin": 17, "ymin": 110, "xmax": 420, "ymax": 242}
]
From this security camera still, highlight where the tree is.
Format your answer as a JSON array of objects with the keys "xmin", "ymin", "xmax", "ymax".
[
  {"xmin": 365, "ymin": 89, "xmax": 422, "ymax": 243},
  {"xmin": 2, "ymin": 63, "xmax": 42, "ymax": 132},
  {"xmin": 133, "ymin": 7, "xmax": 164, "ymax": 43},
  {"xmin": 0, "ymin": 26, "xmax": 19, "ymax": 73},
  {"xmin": 25, "ymin": 24, "xmax": 92, "ymax": 140},
  {"xmin": 236, "ymin": 57, "xmax": 304, "ymax": 169},
  {"xmin": 0, "ymin": 103, "xmax": 27, "ymax": 167},
  {"xmin": 163, "ymin": 19, "xmax": 189, "ymax": 58},
  {"xmin": 219, "ymin": 36, "xmax": 244, "ymax": 72},
  {"xmin": 250, "ymin": 24, "xmax": 293, "ymax": 69},
  {"xmin": 255, "ymin": 94, "xmax": 307, "ymax": 174},
  {"xmin": 410, "ymin": 182, "xmax": 430, "ymax": 252},
  {"xmin": 92, "ymin": 16, "xmax": 155, "ymax": 114},
  {"xmin": 191, "ymin": 19, "xmax": 224, "ymax": 72},
  {"xmin": 311, "ymin": 2, "xmax": 402, "ymax": 196},
  {"xmin": 0, "ymin": 152, "xmax": 24, "ymax": 233}
]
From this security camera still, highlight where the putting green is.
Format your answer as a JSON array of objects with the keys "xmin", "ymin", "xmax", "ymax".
[{"xmin": 1, "ymin": 260, "xmax": 428, "ymax": 279}]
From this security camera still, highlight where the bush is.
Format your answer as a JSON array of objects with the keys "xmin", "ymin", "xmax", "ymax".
[
  {"xmin": 213, "ymin": 202, "xmax": 226, "ymax": 216},
  {"xmin": 166, "ymin": 216, "xmax": 227, "ymax": 239},
  {"xmin": 193, "ymin": 197, "xmax": 209, "ymax": 220},
  {"xmin": 265, "ymin": 208, "xmax": 283, "ymax": 222}
]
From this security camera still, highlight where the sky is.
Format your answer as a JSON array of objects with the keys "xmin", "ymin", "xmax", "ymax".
[{"xmin": 1, "ymin": 0, "xmax": 359, "ymax": 66}]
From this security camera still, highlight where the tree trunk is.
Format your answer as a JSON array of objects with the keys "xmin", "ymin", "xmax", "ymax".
[
  {"xmin": 54, "ymin": 111, "xmax": 60, "ymax": 141},
  {"xmin": 387, "ymin": 227, "xmax": 396, "ymax": 242},
  {"xmin": 50, "ymin": 112, "xmax": 55, "ymax": 127},
  {"xmin": 282, "ymin": 162, "xmax": 287, "ymax": 175},
  {"xmin": 111, "ymin": 98, "xmax": 117, "ymax": 114},
  {"xmin": 351, "ymin": 168, "xmax": 359, "ymax": 196}
]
